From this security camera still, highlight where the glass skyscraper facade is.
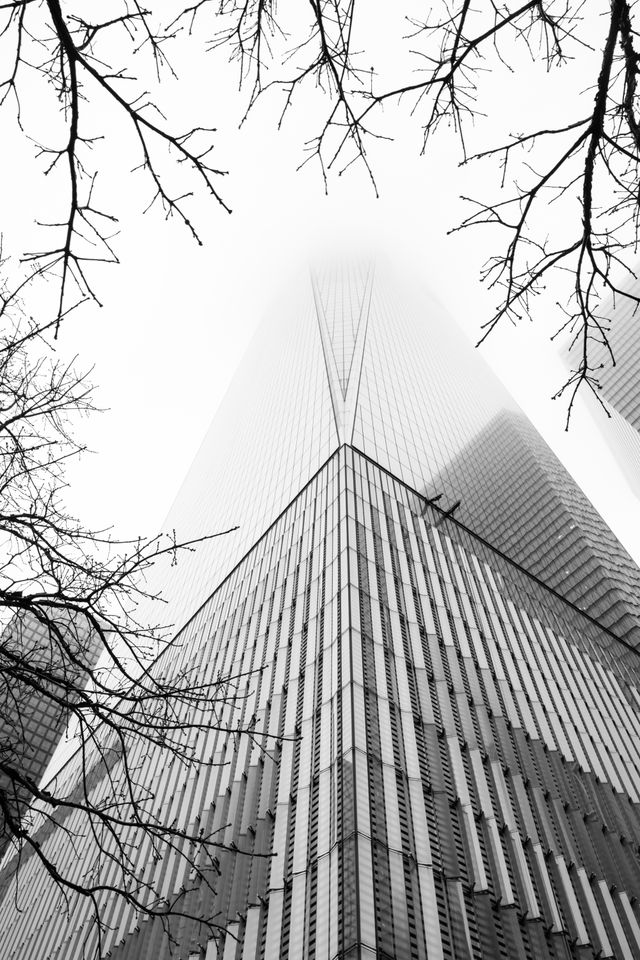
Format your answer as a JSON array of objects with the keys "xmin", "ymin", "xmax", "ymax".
[{"xmin": 1, "ymin": 265, "xmax": 640, "ymax": 959}]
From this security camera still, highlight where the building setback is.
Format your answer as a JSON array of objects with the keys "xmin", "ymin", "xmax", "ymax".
[{"xmin": 0, "ymin": 266, "xmax": 639, "ymax": 959}]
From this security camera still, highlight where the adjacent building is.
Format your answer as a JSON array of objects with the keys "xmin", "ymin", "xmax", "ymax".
[
  {"xmin": 1, "ymin": 265, "xmax": 640, "ymax": 960},
  {"xmin": 564, "ymin": 280, "xmax": 640, "ymax": 495},
  {"xmin": 588, "ymin": 280, "xmax": 640, "ymax": 433},
  {"xmin": 0, "ymin": 610, "xmax": 101, "ymax": 859},
  {"xmin": 430, "ymin": 408, "xmax": 640, "ymax": 647}
]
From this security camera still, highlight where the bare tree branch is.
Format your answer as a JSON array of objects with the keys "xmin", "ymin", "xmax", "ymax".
[{"xmin": 0, "ymin": 290, "xmax": 274, "ymax": 956}]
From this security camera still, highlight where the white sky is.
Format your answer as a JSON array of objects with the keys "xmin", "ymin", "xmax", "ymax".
[
  {"xmin": 3, "ymin": 4, "xmax": 640, "ymax": 569},
  {"xmin": 7, "ymin": 5, "xmax": 640, "ymax": 790}
]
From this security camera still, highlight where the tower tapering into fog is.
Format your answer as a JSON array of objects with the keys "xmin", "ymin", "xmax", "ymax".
[
  {"xmin": 139, "ymin": 264, "xmax": 640, "ymax": 650},
  {"xmin": 2, "ymin": 264, "xmax": 640, "ymax": 960}
]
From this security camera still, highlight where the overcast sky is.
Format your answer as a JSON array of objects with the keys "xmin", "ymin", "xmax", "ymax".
[{"xmin": 4, "ymin": 4, "xmax": 640, "ymax": 569}]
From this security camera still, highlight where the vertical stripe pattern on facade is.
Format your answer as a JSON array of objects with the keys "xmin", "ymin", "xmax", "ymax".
[{"xmin": 1, "ymin": 446, "xmax": 640, "ymax": 960}]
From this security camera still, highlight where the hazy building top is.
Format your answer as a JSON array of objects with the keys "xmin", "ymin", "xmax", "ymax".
[{"xmin": 142, "ymin": 262, "xmax": 640, "ymax": 649}]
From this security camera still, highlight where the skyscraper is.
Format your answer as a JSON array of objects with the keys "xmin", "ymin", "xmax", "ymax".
[
  {"xmin": 0, "ymin": 610, "xmax": 101, "ymax": 860},
  {"xmin": 1, "ymin": 265, "xmax": 640, "ymax": 960},
  {"xmin": 587, "ymin": 278, "xmax": 640, "ymax": 434},
  {"xmin": 563, "ymin": 281, "xmax": 640, "ymax": 497}
]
